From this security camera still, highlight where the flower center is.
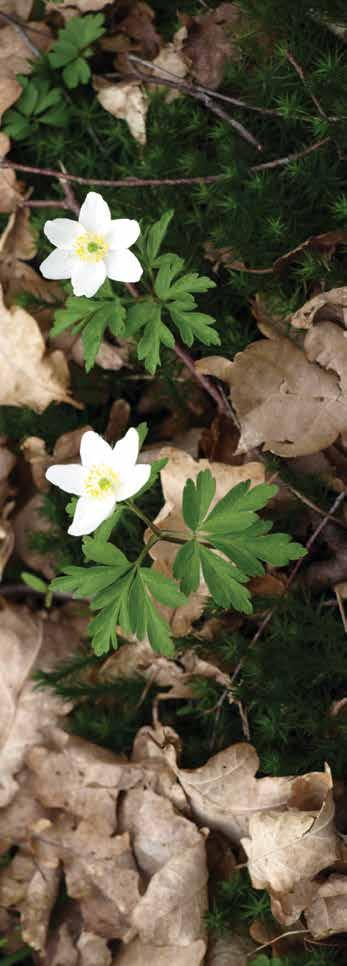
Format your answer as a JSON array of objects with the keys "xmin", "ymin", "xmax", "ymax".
[
  {"xmin": 74, "ymin": 232, "xmax": 109, "ymax": 263},
  {"xmin": 84, "ymin": 464, "xmax": 120, "ymax": 500}
]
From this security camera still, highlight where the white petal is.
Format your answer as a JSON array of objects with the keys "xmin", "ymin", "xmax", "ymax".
[
  {"xmin": 68, "ymin": 494, "xmax": 115, "ymax": 537},
  {"xmin": 46, "ymin": 463, "xmax": 84, "ymax": 495},
  {"xmin": 71, "ymin": 260, "xmax": 106, "ymax": 297},
  {"xmin": 40, "ymin": 249, "xmax": 73, "ymax": 280},
  {"xmin": 80, "ymin": 430, "xmax": 113, "ymax": 468},
  {"xmin": 78, "ymin": 192, "xmax": 111, "ymax": 234},
  {"xmin": 117, "ymin": 463, "xmax": 151, "ymax": 501},
  {"xmin": 106, "ymin": 219, "xmax": 140, "ymax": 252},
  {"xmin": 44, "ymin": 218, "xmax": 80, "ymax": 249},
  {"xmin": 112, "ymin": 428, "xmax": 140, "ymax": 471},
  {"xmin": 106, "ymin": 249, "xmax": 143, "ymax": 283}
]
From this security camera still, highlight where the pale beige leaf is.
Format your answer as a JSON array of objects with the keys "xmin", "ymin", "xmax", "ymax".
[
  {"xmin": 0, "ymin": 775, "xmax": 48, "ymax": 855},
  {"xmin": 0, "ymin": 133, "xmax": 23, "ymax": 212},
  {"xmin": 28, "ymin": 732, "xmax": 143, "ymax": 834},
  {"xmin": 305, "ymin": 874, "xmax": 347, "ymax": 938},
  {"xmin": 177, "ymin": 742, "xmax": 292, "ymax": 842},
  {"xmin": 242, "ymin": 787, "xmax": 339, "ymax": 893},
  {"xmin": 130, "ymin": 834, "xmax": 208, "ymax": 945},
  {"xmin": 0, "ymin": 208, "xmax": 63, "ymax": 302},
  {"xmin": 21, "ymin": 426, "xmax": 91, "ymax": 491},
  {"xmin": 291, "ymin": 286, "xmax": 347, "ymax": 330},
  {"xmin": 77, "ymin": 931, "xmax": 112, "ymax": 966},
  {"xmin": 96, "ymin": 81, "xmax": 149, "ymax": 144},
  {"xmin": 270, "ymin": 879, "xmax": 318, "ymax": 927},
  {"xmin": 0, "ymin": 76, "xmax": 21, "ymax": 122},
  {"xmin": 21, "ymin": 839, "xmax": 60, "ymax": 952},
  {"xmin": 0, "ymin": 287, "xmax": 79, "ymax": 411},
  {"xmin": 119, "ymin": 787, "xmax": 204, "ymax": 877},
  {"xmin": 0, "ymin": 22, "xmax": 52, "ymax": 78},
  {"xmin": 205, "ymin": 933, "xmax": 258, "ymax": 965},
  {"xmin": 0, "ymin": 0, "xmax": 33, "ymax": 20},
  {"xmin": 0, "ymin": 606, "xmax": 79, "ymax": 806},
  {"xmin": 152, "ymin": 27, "xmax": 188, "ymax": 102},
  {"xmin": 116, "ymin": 938, "xmax": 206, "ymax": 966}
]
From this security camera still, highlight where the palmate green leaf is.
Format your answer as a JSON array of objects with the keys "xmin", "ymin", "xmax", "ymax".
[
  {"xmin": 63, "ymin": 58, "xmax": 91, "ymax": 88},
  {"xmin": 173, "ymin": 539, "xmax": 201, "ymax": 595},
  {"xmin": 203, "ymin": 481, "xmax": 278, "ymax": 533},
  {"xmin": 182, "ymin": 469, "xmax": 216, "ymax": 532},
  {"xmin": 168, "ymin": 304, "xmax": 220, "ymax": 348},
  {"xmin": 141, "ymin": 568, "xmax": 187, "ymax": 607},
  {"xmin": 3, "ymin": 78, "xmax": 69, "ymax": 139},
  {"xmin": 144, "ymin": 210, "xmax": 174, "ymax": 265},
  {"xmin": 48, "ymin": 14, "xmax": 105, "ymax": 68},
  {"xmin": 52, "ymin": 291, "xmax": 126, "ymax": 371},
  {"xmin": 199, "ymin": 545, "xmax": 252, "ymax": 614},
  {"xmin": 136, "ymin": 303, "xmax": 175, "ymax": 374},
  {"xmin": 154, "ymin": 253, "xmax": 185, "ymax": 300}
]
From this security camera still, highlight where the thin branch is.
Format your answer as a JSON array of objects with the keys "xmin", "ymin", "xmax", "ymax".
[
  {"xmin": 58, "ymin": 161, "xmax": 80, "ymax": 215},
  {"xmin": 0, "ymin": 10, "xmax": 40, "ymax": 56},
  {"xmin": 251, "ymin": 136, "xmax": 330, "ymax": 171},
  {"xmin": 22, "ymin": 198, "xmax": 71, "ymax": 210},
  {"xmin": 285, "ymin": 49, "xmax": 327, "ymax": 119},
  {"xmin": 0, "ymin": 160, "xmax": 223, "ymax": 188}
]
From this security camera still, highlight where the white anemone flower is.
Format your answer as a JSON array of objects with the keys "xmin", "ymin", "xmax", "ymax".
[
  {"xmin": 40, "ymin": 191, "xmax": 142, "ymax": 298},
  {"xmin": 46, "ymin": 428, "xmax": 150, "ymax": 537}
]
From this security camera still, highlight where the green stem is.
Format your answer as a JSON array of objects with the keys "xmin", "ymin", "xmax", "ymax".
[
  {"xmin": 135, "ymin": 534, "xmax": 160, "ymax": 567},
  {"xmin": 125, "ymin": 500, "xmax": 161, "ymax": 536}
]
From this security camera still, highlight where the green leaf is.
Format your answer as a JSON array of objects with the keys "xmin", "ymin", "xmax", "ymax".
[
  {"xmin": 141, "ymin": 568, "xmax": 187, "ymax": 607},
  {"xmin": 22, "ymin": 572, "xmax": 48, "ymax": 593},
  {"xmin": 81, "ymin": 309, "xmax": 108, "ymax": 372},
  {"xmin": 168, "ymin": 304, "xmax": 220, "ymax": 348},
  {"xmin": 52, "ymin": 292, "xmax": 126, "ymax": 371},
  {"xmin": 154, "ymin": 253, "xmax": 185, "ymax": 299},
  {"xmin": 145, "ymin": 595, "xmax": 175, "ymax": 656},
  {"xmin": 182, "ymin": 469, "xmax": 216, "ymax": 532},
  {"xmin": 145, "ymin": 210, "xmax": 174, "ymax": 264},
  {"xmin": 203, "ymin": 481, "xmax": 278, "ymax": 534},
  {"xmin": 164, "ymin": 273, "xmax": 216, "ymax": 299},
  {"xmin": 82, "ymin": 537, "xmax": 129, "ymax": 568},
  {"xmin": 48, "ymin": 14, "xmax": 105, "ymax": 86},
  {"xmin": 128, "ymin": 572, "xmax": 148, "ymax": 639},
  {"xmin": 136, "ymin": 303, "xmax": 175, "ymax": 374},
  {"xmin": 173, "ymin": 539, "xmax": 201, "ymax": 595},
  {"xmin": 63, "ymin": 58, "xmax": 91, "ymax": 88},
  {"xmin": 199, "ymin": 545, "xmax": 252, "ymax": 614}
]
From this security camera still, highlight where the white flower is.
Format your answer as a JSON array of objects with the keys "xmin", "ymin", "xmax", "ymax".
[
  {"xmin": 46, "ymin": 428, "xmax": 150, "ymax": 537},
  {"xmin": 40, "ymin": 191, "xmax": 143, "ymax": 298}
]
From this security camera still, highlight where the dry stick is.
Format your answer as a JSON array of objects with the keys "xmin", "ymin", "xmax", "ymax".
[
  {"xmin": 230, "ymin": 490, "xmax": 346, "ymax": 686},
  {"xmin": 58, "ymin": 161, "xmax": 80, "ymax": 216},
  {"xmin": 285, "ymin": 49, "xmax": 327, "ymax": 119},
  {"xmin": 3, "ymin": 135, "xmax": 330, "ymax": 193}
]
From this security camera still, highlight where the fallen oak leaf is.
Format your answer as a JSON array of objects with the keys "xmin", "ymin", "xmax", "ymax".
[
  {"xmin": 241, "ymin": 768, "xmax": 339, "ymax": 894},
  {"xmin": 116, "ymin": 938, "xmax": 206, "ymax": 966},
  {"xmin": 119, "ymin": 786, "xmax": 205, "ymax": 878},
  {"xmin": 291, "ymin": 285, "xmax": 347, "ymax": 330},
  {"xmin": 95, "ymin": 78, "xmax": 149, "ymax": 144},
  {"xmin": 305, "ymin": 874, "xmax": 347, "ymax": 938},
  {"xmin": 0, "ymin": 208, "xmax": 63, "ymax": 303},
  {"xmin": 0, "ymin": 285, "xmax": 80, "ymax": 412},
  {"xmin": 180, "ymin": 3, "xmax": 243, "ymax": 90}
]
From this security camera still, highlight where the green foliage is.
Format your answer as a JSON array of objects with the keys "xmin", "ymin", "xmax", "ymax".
[
  {"xmin": 51, "ymin": 533, "xmax": 186, "ymax": 656},
  {"xmin": 51, "ymin": 281, "xmax": 126, "ymax": 371},
  {"xmin": 48, "ymin": 14, "xmax": 105, "ymax": 88},
  {"xmin": 174, "ymin": 472, "xmax": 305, "ymax": 612},
  {"xmin": 3, "ymin": 77, "xmax": 68, "ymax": 140}
]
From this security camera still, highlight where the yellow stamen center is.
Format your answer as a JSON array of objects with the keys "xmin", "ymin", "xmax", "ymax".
[
  {"xmin": 84, "ymin": 464, "xmax": 119, "ymax": 500},
  {"xmin": 74, "ymin": 232, "xmax": 108, "ymax": 263}
]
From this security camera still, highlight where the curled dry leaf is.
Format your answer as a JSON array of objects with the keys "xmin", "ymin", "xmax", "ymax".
[
  {"xmin": 116, "ymin": 938, "xmax": 206, "ymax": 966},
  {"xmin": 176, "ymin": 742, "xmax": 292, "ymax": 843},
  {"xmin": 205, "ymin": 933, "xmax": 257, "ymax": 965},
  {"xmin": 27, "ymin": 731, "xmax": 144, "ymax": 834},
  {"xmin": 0, "ymin": 76, "xmax": 21, "ymax": 123},
  {"xmin": 197, "ymin": 327, "xmax": 347, "ymax": 456},
  {"xmin": 0, "ymin": 209, "xmax": 63, "ymax": 303},
  {"xmin": 180, "ymin": 3, "xmax": 243, "ymax": 89},
  {"xmin": 291, "ymin": 285, "xmax": 347, "ymax": 330},
  {"xmin": 0, "ymin": 605, "xmax": 79, "ymax": 807},
  {"xmin": 152, "ymin": 27, "xmax": 188, "ymax": 103},
  {"xmin": 0, "ymin": 133, "xmax": 23, "ymax": 212},
  {"xmin": 77, "ymin": 931, "xmax": 112, "ymax": 966},
  {"xmin": 0, "ymin": 21, "xmax": 52, "ymax": 78},
  {"xmin": 119, "ymin": 786, "xmax": 205, "ymax": 878},
  {"xmin": 305, "ymin": 874, "xmax": 347, "ymax": 938},
  {"xmin": 95, "ymin": 79, "xmax": 149, "ymax": 144},
  {"xmin": 0, "ymin": 286, "xmax": 79, "ymax": 412},
  {"xmin": 21, "ymin": 426, "xmax": 92, "ymax": 492},
  {"xmin": 242, "ymin": 767, "xmax": 339, "ymax": 894},
  {"xmin": 149, "ymin": 447, "xmax": 264, "ymax": 635}
]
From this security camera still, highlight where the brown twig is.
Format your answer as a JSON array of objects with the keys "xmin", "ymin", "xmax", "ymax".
[
  {"xmin": 58, "ymin": 161, "xmax": 80, "ymax": 215},
  {"xmin": 230, "ymin": 490, "xmax": 346, "ymax": 685},
  {"xmin": 285, "ymin": 49, "xmax": 327, "ymax": 119},
  {"xmin": 251, "ymin": 136, "xmax": 330, "ymax": 171}
]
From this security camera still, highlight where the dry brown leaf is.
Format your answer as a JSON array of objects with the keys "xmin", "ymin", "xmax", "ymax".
[
  {"xmin": 13, "ymin": 493, "xmax": 58, "ymax": 579},
  {"xmin": 0, "ymin": 208, "xmax": 63, "ymax": 302},
  {"xmin": 95, "ymin": 79, "xmax": 149, "ymax": 144},
  {"xmin": 199, "ymin": 335, "xmax": 347, "ymax": 456},
  {"xmin": 46, "ymin": 0, "xmax": 108, "ymax": 17},
  {"xmin": 0, "ymin": 775, "xmax": 49, "ymax": 855},
  {"xmin": 180, "ymin": 3, "xmax": 243, "ymax": 89},
  {"xmin": 0, "ymin": 133, "xmax": 23, "ymax": 212},
  {"xmin": 77, "ymin": 931, "xmax": 112, "ymax": 966},
  {"xmin": 52, "ymin": 327, "xmax": 129, "ymax": 372},
  {"xmin": 305, "ymin": 874, "xmax": 347, "ymax": 938},
  {"xmin": 242, "ymin": 769, "xmax": 339, "ymax": 894},
  {"xmin": 27, "ymin": 731, "xmax": 143, "ymax": 834},
  {"xmin": 116, "ymin": 938, "xmax": 206, "ymax": 966},
  {"xmin": 0, "ymin": 75, "xmax": 21, "ymax": 122},
  {"xmin": 291, "ymin": 286, "xmax": 347, "ymax": 330},
  {"xmin": 129, "ymin": 831, "xmax": 208, "ymax": 946},
  {"xmin": 21, "ymin": 837, "xmax": 60, "ymax": 952},
  {"xmin": 270, "ymin": 879, "xmax": 318, "ymax": 928},
  {"xmin": 176, "ymin": 742, "xmax": 292, "ymax": 843},
  {"xmin": 149, "ymin": 447, "xmax": 264, "ymax": 634},
  {"xmin": 205, "ymin": 933, "xmax": 257, "ymax": 965},
  {"xmin": 119, "ymin": 786, "xmax": 204, "ymax": 878},
  {"xmin": 0, "ymin": 0, "xmax": 33, "ymax": 19},
  {"xmin": 21, "ymin": 426, "xmax": 91, "ymax": 492},
  {"xmin": 0, "ymin": 21, "xmax": 52, "ymax": 78},
  {"xmin": 0, "ymin": 605, "xmax": 79, "ymax": 806},
  {"xmin": 152, "ymin": 27, "xmax": 188, "ymax": 102},
  {"xmin": 0, "ymin": 286, "xmax": 79, "ymax": 411}
]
